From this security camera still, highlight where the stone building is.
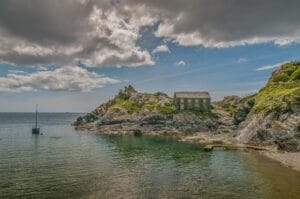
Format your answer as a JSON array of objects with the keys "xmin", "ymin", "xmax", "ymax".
[{"xmin": 173, "ymin": 92, "xmax": 211, "ymax": 111}]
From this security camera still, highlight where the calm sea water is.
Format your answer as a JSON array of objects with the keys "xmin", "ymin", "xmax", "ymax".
[{"xmin": 0, "ymin": 113, "xmax": 300, "ymax": 199}]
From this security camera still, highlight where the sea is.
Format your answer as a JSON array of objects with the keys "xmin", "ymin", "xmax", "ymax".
[{"xmin": 0, "ymin": 112, "xmax": 300, "ymax": 199}]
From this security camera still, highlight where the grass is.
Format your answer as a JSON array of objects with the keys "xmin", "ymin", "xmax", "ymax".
[
  {"xmin": 112, "ymin": 92, "xmax": 177, "ymax": 115},
  {"xmin": 290, "ymin": 66, "xmax": 300, "ymax": 81},
  {"xmin": 157, "ymin": 105, "xmax": 177, "ymax": 114},
  {"xmin": 112, "ymin": 96, "xmax": 142, "ymax": 114},
  {"xmin": 251, "ymin": 85, "xmax": 298, "ymax": 115},
  {"xmin": 249, "ymin": 61, "xmax": 300, "ymax": 115},
  {"xmin": 222, "ymin": 104, "xmax": 237, "ymax": 116}
]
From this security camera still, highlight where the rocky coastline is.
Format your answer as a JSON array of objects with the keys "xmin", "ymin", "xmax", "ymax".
[{"xmin": 74, "ymin": 61, "xmax": 300, "ymax": 170}]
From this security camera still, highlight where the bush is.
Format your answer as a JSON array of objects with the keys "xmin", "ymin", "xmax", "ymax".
[
  {"xmin": 158, "ymin": 105, "xmax": 177, "ymax": 114},
  {"xmin": 113, "ymin": 97, "xmax": 142, "ymax": 114},
  {"xmin": 290, "ymin": 67, "xmax": 300, "ymax": 81}
]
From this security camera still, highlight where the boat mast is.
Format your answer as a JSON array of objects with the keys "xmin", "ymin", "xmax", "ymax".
[{"xmin": 35, "ymin": 104, "xmax": 38, "ymax": 128}]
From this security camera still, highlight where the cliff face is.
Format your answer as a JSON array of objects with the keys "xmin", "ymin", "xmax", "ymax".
[
  {"xmin": 234, "ymin": 62, "xmax": 300, "ymax": 151},
  {"xmin": 74, "ymin": 62, "xmax": 300, "ymax": 152}
]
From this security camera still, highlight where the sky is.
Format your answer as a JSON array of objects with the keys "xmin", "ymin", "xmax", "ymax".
[{"xmin": 0, "ymin": 0, "xmax": 300, "ymax": 112}]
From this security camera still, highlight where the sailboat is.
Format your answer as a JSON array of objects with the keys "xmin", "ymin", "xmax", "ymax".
[{"xmin": 32, "ymin": 104, "xmax": 40, "ymax": 134}]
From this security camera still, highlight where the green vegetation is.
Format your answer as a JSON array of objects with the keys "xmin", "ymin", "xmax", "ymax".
[
  {"xmin": 217, "ymin": 96, "xmax": 241, "ymax": 116},
  {"xmin": 268, "ymin": 61, "xmax": 300, "ymax": 83},
  {"xmin": 157, "ymin": 105, "xmax": 177, "ymax": 114},
  {"xmin": 112, "ymin": 96, "xmax": 142, "ymax": 114},
  {"xmin": 251, "ymin": 84, "xmax": 298, "ymax": 114},
  {"xmin": 222, "ymin": 104, "xmax": 238, "ymax": 116},
  {"xmin": 250, "ymin": 61, "xmax": 300, "ymax": 115},
  {"xmin": 111, "ymin": 89, "xmax": 177, "ymax": 115},
  {"xmin": 290, "ymin": 67, "xmax": 300, "ymax": 81}
]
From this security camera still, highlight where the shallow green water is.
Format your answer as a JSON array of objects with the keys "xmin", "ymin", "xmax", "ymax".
[{"xmin": 0, "ymin": 113, "xmax": 300, "ymax": 199}]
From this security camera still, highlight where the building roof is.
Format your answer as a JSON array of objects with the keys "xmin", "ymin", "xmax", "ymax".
[{"xmin": 174, "ymin": 92, "xmax": 210, "ymax": 99}]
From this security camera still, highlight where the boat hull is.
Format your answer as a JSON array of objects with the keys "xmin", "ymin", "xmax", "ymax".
[{"xmin": 32, "ymin": 128, "xmax": 40, "ymax": 134}]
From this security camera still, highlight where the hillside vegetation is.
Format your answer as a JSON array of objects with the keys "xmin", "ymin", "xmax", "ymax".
[
  {"xmin": 250, "ymin": 61, "xmax": 300, "ymax": 115},
  {"xmin": 220, "ymin": 62, "xmax": 300, "ymax": 120}
]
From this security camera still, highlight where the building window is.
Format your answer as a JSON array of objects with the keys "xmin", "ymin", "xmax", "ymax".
[
  {"xmin": 188, "ymin": 99, "xmax": 192, "ymax": 103},
  {"xmin": 203, "ymin": 99, "xmax": 206, "ymax": 103},
  {"xmin": 180, "ymin": 98, "xmax": 184, "ymax": 103},
  {"xmin": 195, "ymin": 99, "xmax": 199, "ymax": 103},
  {"xmin": 180, "ymin": 104, "xmax": 184, "ymax": 110}
]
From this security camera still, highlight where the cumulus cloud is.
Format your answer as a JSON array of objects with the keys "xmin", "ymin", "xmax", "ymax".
[
  {"xmin": 256, "ymin": 61, "xmax": 290, "ymax": 71},
  {"xmin": 175, "ymin": 60, "xmax": 186, "ymax": 66},
  {"xmin": 0, "ymin": 66, "xmax": 120, "ymax": 92},
  {"xmin": 152, "ymin": 44, "xmax": 170, "ymax": 53},
  {"xmin": 1, "ymin": 0, "xmax": 300, "ymax": 69},
  {"xmin": 125, "ymin": 0, "xmax": 300, "ymax": 48},
  {"xmin": 0, "ymin": 0, "xmax": 155, "ymax": 67}
]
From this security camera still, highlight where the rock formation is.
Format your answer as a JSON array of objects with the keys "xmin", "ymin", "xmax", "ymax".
[{"xmin": 74, "ymin": 62, "xmax": 300, "ymax": 152}]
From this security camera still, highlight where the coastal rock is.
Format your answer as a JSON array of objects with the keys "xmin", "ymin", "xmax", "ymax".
[
  {"xmin": 74, "ymin": 85, "xmax": 219, "ymax": 137},
  {"xmin": 275, "ymin": 137, "xmax": 299, "ymax": 152},
  {"xmin": 233, "ymin": 97, "xmax": 255, "ymax": 125},
  {"xmin": 74, "ymin": 62, "xmax": 300, "ymax": 152}
]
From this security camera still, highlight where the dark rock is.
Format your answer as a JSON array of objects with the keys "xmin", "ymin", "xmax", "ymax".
[
  {"xmin": 141, "ymin": 115, "xmax": 166, "ymax": 125},
  {"xmin": 98, "ymin": 119, "xmax": 127, "ymax": 126},
  {"xmin": 256, "ymin": 129, "xmax": 273, "ymax": 141},
  {"xmin": 295, "ymin": 132, "xmax": 300, "ymax": 138},
  {"xmin": 73, "ymin": 116, "xmax": 85, "ymax": 125},
  {"xmin": 275, "ymin": 137, "xmax": 299, "ymax": 152},
  {"xmin": 133, "ymin": 129, "xmax": 143, "ymax": 136},
  {"xmin": 84, "ymin": 114, "xmax": 97, "ymax": 122},
  {"xmin": 233, "ymin": 98, "xmax": 255, "ymax": 125},
  {"xmin": 265, "ymin": 123, "xmax": 272, "ymax": 129}
]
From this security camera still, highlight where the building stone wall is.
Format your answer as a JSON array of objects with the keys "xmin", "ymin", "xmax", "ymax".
[{"xmin": 173, "ymin": 92, "xmax": 211, "ymax": 111}]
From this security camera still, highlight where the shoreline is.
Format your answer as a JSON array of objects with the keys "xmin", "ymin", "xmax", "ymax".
[
  {"xmin": 179, "ymin": 133, "xmax": 300, "ymax": 173},
  {"xmin": 259, "ymin": 151, "xmax": 300, "ymax": 172},
  {"xmin": 76, "ymin": 127, "xmax": 300, "ymax": 173}
]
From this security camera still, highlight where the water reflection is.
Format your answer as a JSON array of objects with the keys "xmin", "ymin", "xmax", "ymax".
[{"xmin": 0, "ymin": 113, "xmax": 300, "ymax": 199}]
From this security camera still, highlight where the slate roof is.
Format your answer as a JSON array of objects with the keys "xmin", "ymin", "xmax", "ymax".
[{"xmin": 174, "ymin": 92, "xmax": 210, "ymax": 99}]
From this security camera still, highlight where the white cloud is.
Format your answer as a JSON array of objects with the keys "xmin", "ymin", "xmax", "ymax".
[
  {"xmin": 152, "ymin": 44, "xmax": 170, "ymax": 54},
  {"xmin": 80, "ymin": 6, "xmax": 154, "ymax": 67},
  {"xmin": 0, "ymin": 1, "xmax": 156, "ymax": 68},
  {"xmin": 138, "ymin": 0, "xmax": 300, "ymax": 48},
  {"xmin": 0, "ymin": 66, "xmax": 120, "ymax": 92},
  {"xmin": 256, "ymin": 61, "xmax": 289, "ymax": 71},
  {"xmin": 7, "ymin": 70, "xmax": 28, "ymax": 74},
  {"xmin": 175, "ymin": 60, "xmax": 186, "ymax": 66},
  {"xmin": 237, "ymin": 58, "xmax": 248, "ymax": 63},
  {"xmin": 1, "ymin": 0, "xmax": 300, "ymax": 70}
]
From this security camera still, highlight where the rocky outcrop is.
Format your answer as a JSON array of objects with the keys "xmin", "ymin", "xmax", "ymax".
[
  {"xmin": 235, "ymin": 62, "xmax": 300, "ymax": 152},
  {"xmin": 74, "ymin": 85, "xmax": 225, "ymax": 137},
  {"xmin": 74, "ymin": 62, "xmax": 300, "ymax": 152}
]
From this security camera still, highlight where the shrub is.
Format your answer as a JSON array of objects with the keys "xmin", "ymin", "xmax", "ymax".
[{"xmin": 157, "ymin": 105, "xmax": 177, "ymax": 114}]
